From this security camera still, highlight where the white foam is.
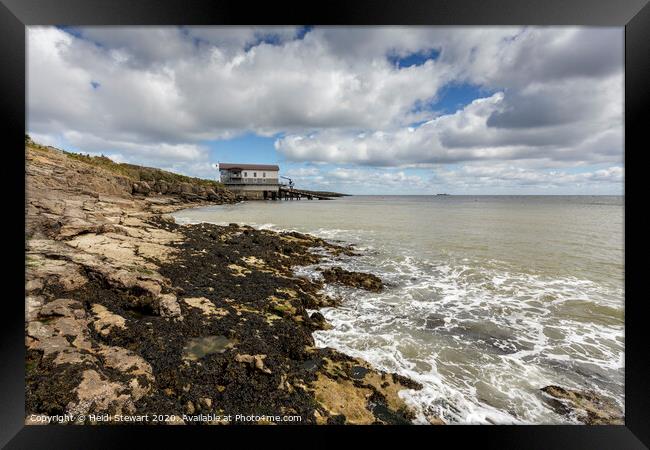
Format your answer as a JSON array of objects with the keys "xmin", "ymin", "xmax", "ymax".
[{"xmin": 304, "ymin": 245, "xmax": 624, "ymax": 424}]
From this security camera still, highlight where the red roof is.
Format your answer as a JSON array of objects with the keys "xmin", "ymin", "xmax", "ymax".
[{"xmin": 218, "ymin": 163, "xmax": 279, "ymax": 171}]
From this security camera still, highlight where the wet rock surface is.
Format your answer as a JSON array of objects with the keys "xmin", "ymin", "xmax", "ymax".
[
  {"xmin": 25, "ymin": 145, "xmax": 422, "ymax": 425},
  {"xmin": 540, "ymin": 385, "xmax": 623, "ymax": 425},
  {"xmin": 319, "ymin": 267, "xmax": 384, "ymax": 292}
]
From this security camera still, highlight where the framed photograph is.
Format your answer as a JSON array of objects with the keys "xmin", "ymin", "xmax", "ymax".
[{"xmin": 1, "ymin": 0, "xmax": 647, "ymax": 447}]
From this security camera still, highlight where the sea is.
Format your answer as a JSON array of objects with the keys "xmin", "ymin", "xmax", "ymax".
[{"xmin": 172, "ymin": 195, "xmax": 624, "ymax": 424}]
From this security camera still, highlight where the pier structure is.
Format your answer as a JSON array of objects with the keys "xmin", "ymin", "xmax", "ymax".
[{"xmin": 277, "ymin": 186, "xmax": 330, "ymax": 200}]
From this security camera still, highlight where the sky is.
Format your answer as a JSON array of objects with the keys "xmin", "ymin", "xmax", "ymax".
[{"xmin": 27, "ymin": 26, "xmax": 624, "ymax": 195}]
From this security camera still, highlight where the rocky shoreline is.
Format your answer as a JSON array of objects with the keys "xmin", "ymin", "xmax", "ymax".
[
  {"xmin": 25, "ymin": 144, "xmax": 426, "ymax": 425},
  {"xmin": 25, "ymin": 144, "xmax": 623, "ymax": 425}
]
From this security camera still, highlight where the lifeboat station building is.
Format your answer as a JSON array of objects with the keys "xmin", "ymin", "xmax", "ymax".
[{"xmin": 217, "ymin": 163, "xmax": 280, "ymax": 200}]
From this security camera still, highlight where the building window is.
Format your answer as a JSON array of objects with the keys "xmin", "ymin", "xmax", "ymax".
[
  {"xmin": 244, "ymin": 172, "xmax": 247, "ymax": 177},
  {"xmin": 254, "ymin": 172, "xmax": 257, "ymax": 177},
  {"xmin": 263, "ymin": 172, "xmax": 266, "ymax": 178}
]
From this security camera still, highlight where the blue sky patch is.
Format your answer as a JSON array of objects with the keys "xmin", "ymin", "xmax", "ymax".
[
  {"xmin": 244, "ymin": 33, "xmax": 287, "ymax": 52},
  {"xmin": 207, "ymin": 133, "xmax": 280, "ymax": 166},
  {"xmin": 57, "ymin": 26, "xmax": 105, "ymax": 49},
  {"xmin": 410, "ymin": 83, "xmax": 495, "ymax": 119},
  {"xmin": 388, "ymin": 49, "xmax": 440, "ymax": 69},
  {"xmin": 296, "ymin": 26, "xmax": 313, "ymax": 40},
  {"xmin": 56, "ymin": 26, "xmax": 83, "ymax": 39},
  {"xmin": 436, "ymin": 83, "xmax": 493, "ymax": 114}
]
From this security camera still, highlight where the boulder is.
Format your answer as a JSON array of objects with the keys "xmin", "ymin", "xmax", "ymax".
[
  {"xmin": 159, "ymin": 214, "xmax": 176, "ymax": 224},
  {"xmin": 320, "ymin": 267, "xmax": 383, "ymax": 292},
  {"xmin": 235, "ymin": 354, "xmax": 272, "ymax": 374},
  {"xmin": 132, "ymin": 181, "xmax": 151, "ymax": 195},
  {"xmin": 309, "ymin": 312, "xmax": 332, "ymax": 330},
  {"xmin": 194, "ymin": 185, "xmax": 207, "ymax": 197},
  {"xmin": 156, "ymin": 180, "xmax": 169, "ymax": 194},
  {"xmin": 179, "ymin": 182, "xmax": 193, "ymax": 194},
  {"xmin": 158, "ymin": 293, "xmax": 183, "ymax": 320},
  {"xmin": 540, "ymin": 385, "xmax": 623, "ymax": 425},
  {"xmin": 166, "ymin": 183, "xmax": 181, "ymax": 194}
]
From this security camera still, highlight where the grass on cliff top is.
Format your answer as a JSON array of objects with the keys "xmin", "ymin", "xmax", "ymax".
[
  {"xmin": 66, "ymin": 152, "xmax": 225, "ymax": 189},
  {"xmin": 26, "ymin": 135, "xmax": 224, "ymax": 190}
]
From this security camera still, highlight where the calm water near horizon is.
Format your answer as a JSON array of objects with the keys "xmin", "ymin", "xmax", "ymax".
[{"xmin": 173, "ymin": 195, "xmax": 624, "ymax": 424}]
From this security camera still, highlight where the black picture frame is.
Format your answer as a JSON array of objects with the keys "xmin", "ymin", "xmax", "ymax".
[{"xmin": 1, "ymin": 0, "xmax": 647, "ymax": 448}]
